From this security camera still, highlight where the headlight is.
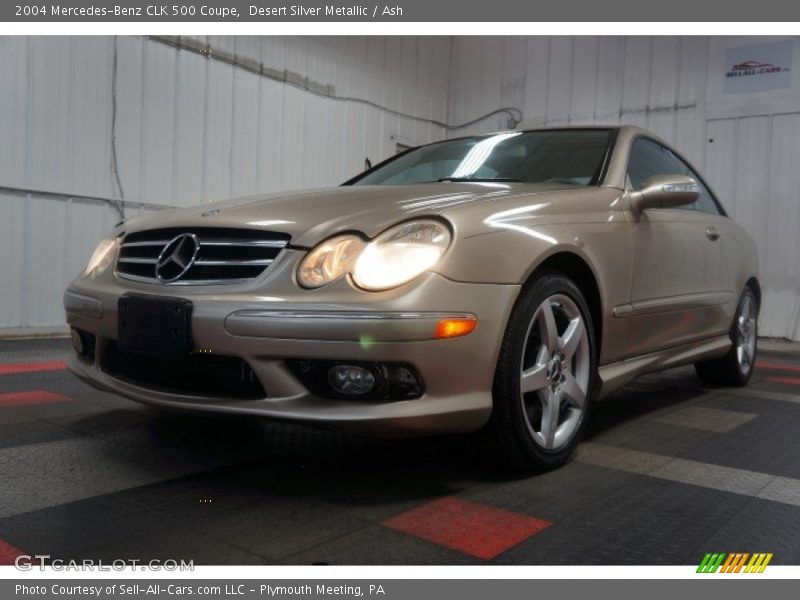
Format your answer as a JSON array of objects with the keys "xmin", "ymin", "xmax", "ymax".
[
  {"xmin": 83, "ymin": 238, "xmax": 119, "ymax": 277},
  {"xmin": 297, "ymin": 220, "xmax": 452, "ymax": 291},
  {"xmin": 297, "ymin": 234, "xmax": 365, "ymax": 288},
  {"xmin": 352, "ymin": 219, "xmax": 451, "ymax": 291}
]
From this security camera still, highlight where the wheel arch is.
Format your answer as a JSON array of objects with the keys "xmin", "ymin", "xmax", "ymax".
[
  {"xmin": 745, "ymin": 276, "xmax": 761, "ymax": 309},
  {"xmin": 522, "ymin": 251, "xmax": 604, "ymax": 357}
]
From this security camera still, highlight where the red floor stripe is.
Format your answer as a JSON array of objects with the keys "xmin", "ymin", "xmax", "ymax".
[
  {"xmin": 0, "ymin": 539, "xmax": 25, "ymax": 566},
  {"xmin": 0, "ymin": 360, "xmax": 67, "ymax": 376},
  {"xmin": 767, "ymin": 376, "xmax": 800, "ymax": 387},
  {"xmin": 0, "ymin": 390, "xmax": 70, "ymax": 407},
  {"xmin": 756, "ymin": 360, "xmax": 800, "ymax": 374},
  {"xmin": 382, "ymin": 496, "xmax": 552, "ymax": 560}
]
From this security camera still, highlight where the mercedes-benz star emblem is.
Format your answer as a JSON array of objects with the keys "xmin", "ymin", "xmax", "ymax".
[{"xmin": 155, "ymin": 233, "xmax": 200, "ymax": 282}]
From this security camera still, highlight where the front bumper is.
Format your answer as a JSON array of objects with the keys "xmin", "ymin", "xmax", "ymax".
[{"xmin": 64, "ymin": 268, "xmax": 519, "ymax": 436}]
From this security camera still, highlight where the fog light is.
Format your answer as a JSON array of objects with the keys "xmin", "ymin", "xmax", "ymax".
[
  {"xmin": 71, "ymin": 328, "xmax": 84, "ymax": 354},
  {"xmin": 70, "ymin": 328, "xmax": 96, "ymax": 361},
  {"xmin": 327, "ymin": 365, "xmax": 376, "ymax": 395}
]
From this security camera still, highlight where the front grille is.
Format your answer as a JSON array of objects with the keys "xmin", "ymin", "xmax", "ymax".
[
  {"xmin": 101, "ymin": 342, "xmax": 266, "ymax": 399},
  {"xmin": 116, "ymin": 227, "xmax": 290, "ymax": 285}
]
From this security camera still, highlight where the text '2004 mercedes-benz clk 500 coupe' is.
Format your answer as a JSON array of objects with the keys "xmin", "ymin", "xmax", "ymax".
[{"xmin": 64, "ymin": 126, "xmax": 760, "ymax": 470}]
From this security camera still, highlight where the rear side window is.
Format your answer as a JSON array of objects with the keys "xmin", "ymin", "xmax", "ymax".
[{"xmin": 627, "ymin": 138, "xmax": 721, "ymax": 216}]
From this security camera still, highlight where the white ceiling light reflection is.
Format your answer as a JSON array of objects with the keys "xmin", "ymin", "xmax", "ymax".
[
  {"xmin": 451, "ymin": 132, "xmax": 522, "ymax": 178},
  {"xmin": 483, "ymin": 203, "xmax": 557, "ymax": 245},
  {"xmin": 247, "ymin": 220, "xmax": 295, "ymax": 227}
]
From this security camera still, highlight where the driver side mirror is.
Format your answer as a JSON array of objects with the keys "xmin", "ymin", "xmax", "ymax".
[{"xmin": 631, "ymin": 174, "xmax": 699, "ymax": 212}]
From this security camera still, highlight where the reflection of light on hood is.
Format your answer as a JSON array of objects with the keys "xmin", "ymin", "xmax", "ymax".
[
  {"xmin": 399, "ymin": 193, "xmax": 474, "ymax": 210},
  {"xmin": 484, "ymin": 203, "xmax": 557, "ymax": 245},
  {"xmin": 451, "ymin": 132, "xmax": 522, "ymax": 178},
  {"xmin": 403, "ymin": 190, "xmax": 511, "ymax": 213},
  {"xmin": 211, "ymin": 296, "xmax": 285, "ymax": 302},
  {"xmin": 247, "ymin": 220, "xmax": 295, "ymax": 227}
]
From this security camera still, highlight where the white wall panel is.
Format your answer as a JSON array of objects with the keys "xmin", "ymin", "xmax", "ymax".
[
  {"xmin": 500, "ymin": 38, "xmax": 527, "ymax": 128},
  {"xmin": 0, "ymin": 39, "xmax": 30, "ymax": 188},
  {"xmin": 569, "ymin": 37, "xmax": 598, "ymax": 123},
  {"xmin": 140, "ymin": 40, "xmax": 177, "ymax": 202},
  {"xmin": 171, "ymin": 49, "xmax": 207, "ymax": 206},
  {"xmin": 765, "ymin": 115, "xmax": 800, "ymax": 288},
  {"xmin": 762, "ymin": 114, "xmax": 800, "ymax": 339},
  {"xmin": 675, "ymin": 37, "xmax": 709, "ymax": 167},
  {"xmin": 545, "ymin": 38, "xmax": 573, "ymax": 125},
  {"xmin": 70, "ymin": 38, "xmax": 115, "ymax": 198},
  {"xmin": 704, "ymin": 120, "xmax": 738, "ymax": 215},
  {"xmin": 732, "ymin": 117, "xmax": 770, "ymax": 244},
  {"xmin": 230, "ymin": 64, "xmax": 261, "ymax": 198},
  {"xmin": 522, "ymin": 37, "xmax": 550, "ymax": 127},
  {"xmin": 650, "ymin": 38, "xmax": 680, "ymax": 110},
  {"xmin": 26, "ymin": 196, "xmax": 68, "ymax": 327},
  {"xmin": 203, "ymin": 59, "xmax": 235, "ymax": 202},
  {"xmin": 255, "ymin": 77, "xmax": 286, "ymax": 192},
  {"xmin": 594, "ymin": 37, "xmax": 625, "ymax": 124},
  {"xmin": 28, "ymin": 38, "xmax": 74, "ymax": 193},
  {"xmin": 114, "ymin": 36, "xmax": 145, "ymax": 201},
  {"xmin": 621, "ymin": 38, "xmax": 652, "ymax": 115},
  {"xmin": 0, "ymin": 194, "xmax": 26, "ymax": 329}
]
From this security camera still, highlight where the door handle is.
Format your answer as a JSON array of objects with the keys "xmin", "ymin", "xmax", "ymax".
[{"xmin": 705, "ymin": 226, "xmax": 720, "ymax": 241}]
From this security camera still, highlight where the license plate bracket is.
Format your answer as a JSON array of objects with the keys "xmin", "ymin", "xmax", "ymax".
[{"xmin": 117, "ymin": 295, "xmax": 193, "ymax": 359}]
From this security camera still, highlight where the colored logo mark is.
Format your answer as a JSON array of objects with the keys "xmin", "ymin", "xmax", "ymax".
[{"xmin": 697, "ymin": 552, "xmax": 773, "ymax": 573}]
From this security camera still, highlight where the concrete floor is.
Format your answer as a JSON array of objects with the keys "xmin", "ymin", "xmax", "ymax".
[{"xmin": 1, "ymin": 338, "xmax": 799, "ymax": 565}]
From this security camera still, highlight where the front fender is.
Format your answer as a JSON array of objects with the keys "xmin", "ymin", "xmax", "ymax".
[{"xmin": 437, "ymin": 219, "xmax": 634, "ymax": 365}]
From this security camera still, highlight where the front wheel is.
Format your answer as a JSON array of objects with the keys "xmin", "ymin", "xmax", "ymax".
[
  {"xmin": 487, "ymin": 272, "xmax": 597, "ymax": 472},
  {"xmin": 695, "ymin": 287, "xmax": 758, "ymax": 387}
]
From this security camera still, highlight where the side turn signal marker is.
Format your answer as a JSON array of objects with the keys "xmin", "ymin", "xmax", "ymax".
[{"xmin": 434, "ymin": 317, "xmax": 477, "ymax": 339}]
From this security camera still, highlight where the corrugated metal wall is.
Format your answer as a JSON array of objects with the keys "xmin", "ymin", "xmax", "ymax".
[
  {"xmin": 2, "ymin": 35, "xmax": 799, "ymax": 340},
  {"xmin": 0, "ymin": 35, "xmax": 452, "ymax": 333},
  {"xmin": 448, "ymin": 36, "xmax": 800, "ymax": 340}
]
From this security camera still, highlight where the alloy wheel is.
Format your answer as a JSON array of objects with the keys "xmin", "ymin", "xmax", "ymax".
[
  {"xmin": 736, "ymin": 294, "xmax": 757, "ymax": 374},
  {"xmin": 519, "ymin": 294, "xmax": 590, "ymax": 451}
]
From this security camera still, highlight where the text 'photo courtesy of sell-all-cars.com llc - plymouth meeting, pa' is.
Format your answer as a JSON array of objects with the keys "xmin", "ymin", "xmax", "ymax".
[{"xmin": 64, "ymin": 125, "xmax": 760, "ymax": 471}]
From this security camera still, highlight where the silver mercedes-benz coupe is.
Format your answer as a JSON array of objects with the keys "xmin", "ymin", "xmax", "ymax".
[{"xmin": 65, "ymin": 126, "xmax": 759, "ymax": 469}]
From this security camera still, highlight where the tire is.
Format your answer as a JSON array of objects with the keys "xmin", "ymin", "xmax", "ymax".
[
  {"xmin": 487, "ymin": 271, "xmax": 598, "ymax": 472},
  {"xmin": 695, "ymin": 287, "xmax": 758, "ymax": 387}
]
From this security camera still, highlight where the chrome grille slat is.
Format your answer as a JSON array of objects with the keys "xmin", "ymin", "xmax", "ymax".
[
  {"xmin": 194, "ymin": 259, "xmax": 274, "ymax": 266},
  {"xmin": 122, "ymin": 240, "xmax": 171, "ymax": 248},
  {"xmin": 118, "ymin": 257, "xmax": 158, "ymax": 264},
  {"xmin": 200, "ymin": 240, "xmax": 288, "ymax": 248},
  {"xmin": 116, "ymin": 227, "xmax": 290, "ymax": 285},
  {"xmin": 117, "ymin": 273, "xmax": 257, "ymax": 286}
]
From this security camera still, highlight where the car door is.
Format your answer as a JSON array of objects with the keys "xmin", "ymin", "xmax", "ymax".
[{"xmin": 624, "ymin": 137, "xmax": 732, "ymax": 355}]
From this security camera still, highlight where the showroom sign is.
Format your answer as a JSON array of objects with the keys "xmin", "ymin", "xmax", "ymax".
[{"xmin": 724, "ymin": 40, "xmax": 793, "ymax": 93}]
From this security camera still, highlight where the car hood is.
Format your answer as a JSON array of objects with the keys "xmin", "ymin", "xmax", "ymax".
[{"xmin": 122, "ymin": 182, "xmax": 607, "ymax": 246}]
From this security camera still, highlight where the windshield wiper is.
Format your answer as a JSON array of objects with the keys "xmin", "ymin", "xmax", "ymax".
[{"xmin": 436, "ymin": 177, "xmax": 521, "ymax": 183}]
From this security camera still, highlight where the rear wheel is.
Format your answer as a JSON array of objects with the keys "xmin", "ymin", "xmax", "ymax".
[
  {"xmin": 487, "ymin": 272, "xmax": 597, "ymax": 471},
  {"xmin": 695, "ymin": 287, "xmax": 758, "ymax": 386}
]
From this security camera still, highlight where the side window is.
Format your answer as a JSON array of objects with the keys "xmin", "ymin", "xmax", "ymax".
[
  {"xmin": 627, "ymin": 138, "xmax": 689, "ymax": 190},
  {"xmin": 627, "ymin": 138, "xmax": 721, "ymax": 215},
  {"xmin": 684, "ymin": 168, "xmax": 722, "ymax": 216}
]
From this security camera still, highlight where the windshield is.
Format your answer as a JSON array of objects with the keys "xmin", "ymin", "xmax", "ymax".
[{"xmin": 351, "ymin": 129, "xmax": 614, "ymax": 186}]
